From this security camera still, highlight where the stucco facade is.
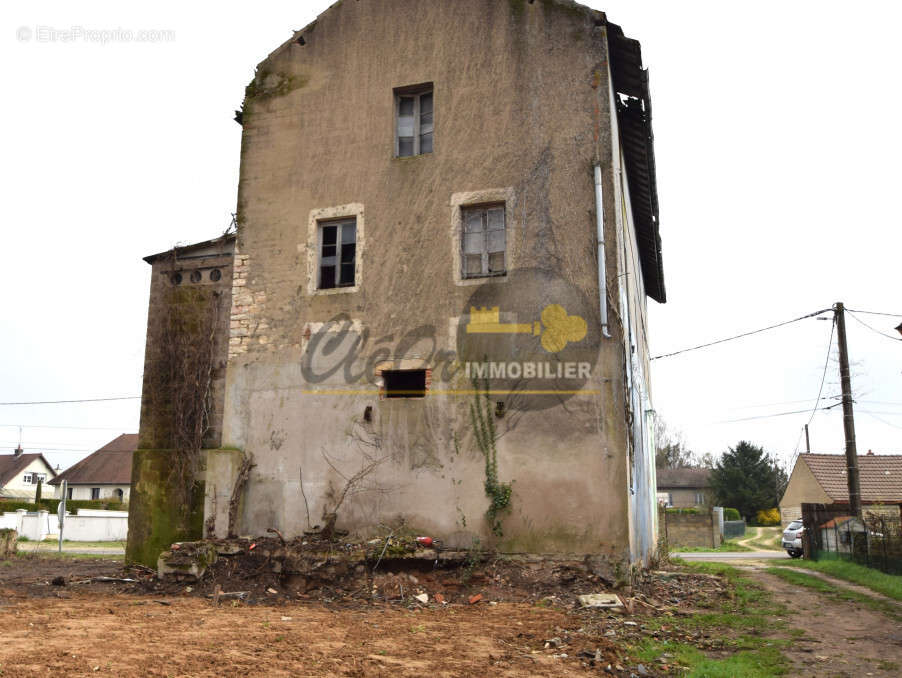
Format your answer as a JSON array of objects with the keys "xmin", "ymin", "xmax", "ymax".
[
  {"xmin": 57, "ymin": 484, "xmax": 131, "ymax": 502},
  {"xmin": 202, "ymin": 0, "xmax": 665, "ymax": 571},
  {"xmin": 0, "ymin": 454, "xmax": 57, "ymax": 499}
]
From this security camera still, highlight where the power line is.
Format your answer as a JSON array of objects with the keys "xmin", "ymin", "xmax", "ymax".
[
  {"xmin": 864, "ymin": 412, "xmax": 902, "ymax": 431},
  {"xmin": 0, "ymin": 396, "xmax": 140, "ymax": 406},
  {"xmin": 846, "ymin": 308, "xmax": 902, "ymax": 318},
  {"xmin": 846, "ymin": 310, "xmax": 902, "ymax": 342},
  {"xmin": 805, "ymin": 317, "xmax": 836, "ymax": 431},
  {"xmin": 717, "ymin": 403, "xmax": 841, "ymax": 424},
  {"xmin": 651, "ymin": 307, "xmax": 832, "ymax": 360},
  {"xmin": 1, "ymin": 446, "xmax": 94, "ymax": 452},
  {"xmin": 728, "ymin": 395, "xmax": 841, "ymax": 411},
  {"xmin": 790, "ymin": 317, "xmax": 837, "ymax": 470},
  {"xmin": 0, "ymin": 424, "xmax": 135, "ymax": 431}
]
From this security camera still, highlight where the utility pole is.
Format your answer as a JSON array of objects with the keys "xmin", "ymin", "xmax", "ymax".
[
  {"xmin": 804, "ymin": 424, "xmax": 810, "ymax": 454},
  {"xmin": 834, "ymin": 302, "xmax": 862, "ymax": 518}
]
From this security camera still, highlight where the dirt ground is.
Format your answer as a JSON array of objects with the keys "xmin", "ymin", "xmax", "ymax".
[
  {"xmin": 0, "ymin": 554, "xmax": 720, "ymax": 677},
  {"xmin": 3, "ymin": 554, "xmax": 901, "ymax": 677},
  {"xmin": 750, "ymin": 567, "xmax": 902, "ymax": 678},
  {"xmin": 0, "ymin": 592, "xmax": 603, "ymax": 677}
]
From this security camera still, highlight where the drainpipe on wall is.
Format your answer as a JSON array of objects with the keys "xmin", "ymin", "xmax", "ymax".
[{"xmin": 594, "ymin": 164, "xmax": 612, "ymax": 338}]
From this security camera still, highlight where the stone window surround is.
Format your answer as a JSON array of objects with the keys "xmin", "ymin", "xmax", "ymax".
[
  {"xmin": 449, "ymin": 188, "xmax": 515, "ymax": 287},
  {"xmin": 305, "ymin": 203, "xmax": 365, "ymax": 296}
]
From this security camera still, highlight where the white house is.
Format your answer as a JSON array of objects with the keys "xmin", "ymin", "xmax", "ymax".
[
  {"xmin": 0, "ymin": 447, "xmax": 58, "ymax": 499},
  {"xmin": 50, "ymin": 434, "xmax": 136, "ymax": 502}
]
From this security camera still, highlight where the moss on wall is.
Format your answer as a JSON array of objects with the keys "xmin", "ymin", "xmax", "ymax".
[{"xmin": 126, "ymin": 449, "xmax": 205, "ymax": 568}]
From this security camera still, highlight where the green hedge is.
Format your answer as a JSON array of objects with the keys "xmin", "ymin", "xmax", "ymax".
[
  {"xmin": 724, "ymin": 508, "xmax": 741, "ymax": 521},
  {"xmin": 0, "ymin": 499, "xmax": 128, "ymax": 513},
  {"xmin": 666, "ymin": 507, "xmax": 700, "ymax": 514}
]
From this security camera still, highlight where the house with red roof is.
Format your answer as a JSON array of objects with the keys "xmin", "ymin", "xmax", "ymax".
[
  {"xmin": 779, "ymin": 452, "xmax": 902, "ymax": 525},
  {"xmin": 49, "ymin": 434, "xmax": 137, "ymax": 503},
  {"xmin": 0, "ymin": 446, "xmax": 58, "ymax": 499}
]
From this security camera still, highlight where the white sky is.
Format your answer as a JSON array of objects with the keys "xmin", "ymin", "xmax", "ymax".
[{"xmin": 1, "ymin": 0, "xmax": 899, "ymax": 474}]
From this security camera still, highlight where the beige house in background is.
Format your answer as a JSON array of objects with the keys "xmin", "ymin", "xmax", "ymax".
[
  {"xmin": 0, "ymin": 447, "xmax": 57, "ymax": 499},
  {"xmin": 779, "ymin": 452, "xmax": 902, "ymax": 525},
  {"xmin": 656, "ymin": 467, "xmax": 712, "ymax": 508}
]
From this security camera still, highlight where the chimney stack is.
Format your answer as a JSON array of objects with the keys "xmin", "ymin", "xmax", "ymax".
[{"xmin": 13, "ymin": 445, "xmax": 23, "ymax": 457}]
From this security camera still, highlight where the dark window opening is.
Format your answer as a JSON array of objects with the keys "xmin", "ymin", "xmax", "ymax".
[
  {"xmin": 115, "ymin": 488, "xmax": 124, "ymax": 501},
  {"xmin": 383, "ymin": 370, "xmax": 427, "ymax": 398},
  {"xmin": 67, "ymin": 487, "xmax": 73, "ymax": 500},
  {"xmin": 190, "ymin": 270, "xmax": 202, "ymax": 283},
  {"xmin": 210, "ymin": 268, "xmax": 222, "ymax": 282},
  {"xmin": 319, "ymin": 218, "xmax": 357, "ymax": 289},
  {"xmin": 91, "ymin": 487, "xmax": 101, "ymax": 500}
]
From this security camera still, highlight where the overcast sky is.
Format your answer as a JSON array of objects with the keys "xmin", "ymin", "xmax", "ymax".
[{"xmin": 1, "ymin": 0, "xmax": 899, "ymax": 474}]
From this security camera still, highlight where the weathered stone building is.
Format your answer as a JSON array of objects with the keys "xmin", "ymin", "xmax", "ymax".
[
  {"xmin": 130, "ymin": 0, "xmax": 666, "ymax": 573},
  {"xmin": 127, "ymin": 235, "xmax": 235, "ymax": 566}
]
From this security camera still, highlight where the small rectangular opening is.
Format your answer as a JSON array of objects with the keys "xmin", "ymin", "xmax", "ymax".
[{"xmin": 382, "ymin": 369, "xmax": 427, "ymax": 398}]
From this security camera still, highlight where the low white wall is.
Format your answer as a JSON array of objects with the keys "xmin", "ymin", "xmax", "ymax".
[
  {"xmin": 0, "ymin": 510, "xmax": 55, "ymax": 541},
  {"xmin": 0, "ymin": 509, "xmax": 128, "ymax": 542},
  {"xmin": 63, "ymin": 511, "xmax": 128, "ymax": 541}
]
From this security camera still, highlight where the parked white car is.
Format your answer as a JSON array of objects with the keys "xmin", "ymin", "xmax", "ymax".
[{"xmin": 782, "ymin": 520, "xmax": 804, "ymax": 558}]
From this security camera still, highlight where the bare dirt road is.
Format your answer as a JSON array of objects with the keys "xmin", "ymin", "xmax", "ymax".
[{"xmin": 748, "ymin": 567, "xmax": 902, "ymax": 677}]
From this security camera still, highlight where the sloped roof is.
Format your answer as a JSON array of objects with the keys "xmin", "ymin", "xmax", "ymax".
[
  {"xmin": 607, "ymin": 21, "xmax": 665, "ymax": 303},
  {"xmin": 657, "ymin": 467, "xmax": 711, "ymax": 489},
  {"xmin": 0, "ymin": 453, "xmax": 56, "ymax": 487},
  {"xmin": 144, "ymin": 233, "xmax": 235, "ymax": 264},
  {"xmin": 49, "ymin": 434, "xmax": 137, "ymax": 486},
  {"xmin": 801, "ymin": 453, "xmax": 902, "ymax": 503}
]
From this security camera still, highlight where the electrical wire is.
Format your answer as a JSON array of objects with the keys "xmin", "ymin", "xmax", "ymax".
[
  {"xmin": 1, "ymin": 446, "xmax": 94, "ymax": 452},
  {"xmin": 0, "ymin": 396, "xmax": 140, "ymax": 406},
  {"xmin": 846, "ymin": 308, "xmax": 902, "ymax": 318},
  {"xmin": 864, "ymin": 412, "xmax": 902, "ymax": 431},
  {"xmin": 805, "ymin": 317, "xmax": 836, "ymax": 431},
  {"xmin": 651, "ymin": 307, "xmax": 832, "ymax": 360},
  {"xmin": 727, "ymin": 395, "xmax": 841, "ymax": 411},
  {"xmin": 786, "ymin": 317, "xmax": 836, "ymax": 469},
  {"xmin": 846, "ymin": 310, "xmax": 902, "ymax": 342},
  {"xmin": 717, "ymin": 403, "xmax": 841, "ymax": 424},
  {"xmin": 0, "ymin": 423, "xmax": 135, "ymax": 431}
]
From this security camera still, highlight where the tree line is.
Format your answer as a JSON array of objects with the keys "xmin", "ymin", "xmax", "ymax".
[{"xmin": 656, "ymin": 418, "xmax": 788, "ymax": 522}]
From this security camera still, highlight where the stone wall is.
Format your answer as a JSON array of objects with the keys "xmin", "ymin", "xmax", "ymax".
[
  {"xmin": 663, "ymin": 510, "xmax": 721, "ymax": 549},
  {"xmin": 218, "ymin": 0, "xmax": 649, "ymax": 565},
  {"xmin": 139, "ymin": 238, "xmax": 235, "ymax": 449},
  {"xmin": 129, "ymin": 237, "xmax": 235, "ymax": 567}
]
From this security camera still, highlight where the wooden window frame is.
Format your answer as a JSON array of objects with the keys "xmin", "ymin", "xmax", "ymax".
[
  {"xmin": 394, "ymin": 84, "xmax": 434, "ymax": 157},
  {"xmin": 317, "ymin": 217, "xmax": 358, "ymax": 290},
  {"xmin": 460, "ymin": 202, "xmax": 507, "ymax": 279}
]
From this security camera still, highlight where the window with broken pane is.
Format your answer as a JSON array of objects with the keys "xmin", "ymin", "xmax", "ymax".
[
  {"xmin": 318, "ymin": 218, "xmax": 357, "ymax": 289},
  {"xmin": 462, "ymin": 204, "xmax": 506, "ymax": 278},
  {"xmin": 395, "ymin": 86, "xmax": 433, "ymax": 157}
]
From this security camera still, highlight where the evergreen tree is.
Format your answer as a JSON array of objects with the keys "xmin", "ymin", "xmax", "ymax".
[{"xmin": 710, "ymin": 441, "xmax": 787, "ymax": 521}]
